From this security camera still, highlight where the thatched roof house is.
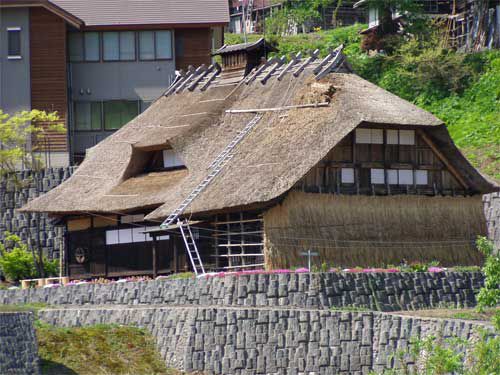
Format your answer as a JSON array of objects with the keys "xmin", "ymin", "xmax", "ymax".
[{"xmin": 21, "ymin": 45, "xmax": 498, "ymax": 279}]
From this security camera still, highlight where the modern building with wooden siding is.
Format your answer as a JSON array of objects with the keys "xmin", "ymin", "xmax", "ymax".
[
  {"xmin": 0, "ymin": 0, "xmax": 228, "ymax": 166},
  {"xmin": 21, "ymin": 43, "xmax": 498, "ymax": 279}
]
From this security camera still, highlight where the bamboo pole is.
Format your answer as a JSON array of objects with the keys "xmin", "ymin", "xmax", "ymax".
[{"xmin": 225, "ymin": 102, "xmax": 330, "ymax": 114}]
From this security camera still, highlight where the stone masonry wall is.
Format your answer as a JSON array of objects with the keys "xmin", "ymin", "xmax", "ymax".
[
  {"xmin": 484, "ymin": 192, "xmax": 500, "ymax": 250},
  {"xmin": 0, "ymin": 167, "xmax": 74, "ymax": 260},
  {"xmin": 0, "ymin": 272, "xmax": 484, "ymax": 311},
  {"xmin": 38, "ymin": 306, "xmax": 495, "ymax": 375},
  {"xmin": 0, "ymin": 312, "xmax": 40, "ymax": 375}
]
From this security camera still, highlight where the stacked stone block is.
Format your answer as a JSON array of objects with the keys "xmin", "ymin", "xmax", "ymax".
[
  {"xmin": 0, "ymin": 272, "xmax": 484, "ymax": 311},
  {"xmin": 0, "ymin": 167, "xmax": 74, "ymax": 260},
  {"xmin": 483, "ymin": 192, "xmax": 500, "ymax": 249},
  {"xmin": 0, "ymin": 312, "xmax": 40, "ymax": 375},
  {"xmin": 38, "ymin": 306, "xmax": 495, "ymax": 375}
]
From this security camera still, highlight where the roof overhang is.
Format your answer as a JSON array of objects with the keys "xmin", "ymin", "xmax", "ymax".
[
  {"xmin": 0, "ymin": 0, "xmax": 83, "ymax": 28},
  {"xmin": 81, "ymin": 22, "xmax": 227, "ymax": 31}
]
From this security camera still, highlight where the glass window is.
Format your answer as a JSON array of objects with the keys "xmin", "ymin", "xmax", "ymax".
[
  {"xmin": 74, "ymin": 102, "xmax": 102, "ymax": 131},
  {"xmin": 119, "ymin": 31, "xmax": 135, "ymax": 60},
  {"xmin": 84, "ymin": 32, "xmax": 100, "ymax": 61},
  {"xmin": 75, "ymin": 102, "xmax": 91, "ymax": 130},
  {"xmin": 7, "ymin": 28, "xmax": 21, "ymax": 57},
  {"xmin": 104, "ymin": 101, "xmax": 138, "ymax": 130},
  {"xmin": 155, "ymin": 30, "xmax": 172, "ymax": 59},
  {"xmin": 90, "ymin": 102, "xmax": 102, "ymax": 130},
  {"xmin": 139, "ymin": 31, "xmax": 155, "ymax": 60},
  {"xmin": 68, "ymin": 33, "xmax": 83, "ymax": 61},
  {"xmin": 103, "ymin": 32, "xmax": 119, "ymax": 61}
]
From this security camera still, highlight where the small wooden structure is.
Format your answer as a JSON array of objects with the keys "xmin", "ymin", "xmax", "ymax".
[{"xmin": 213, "ymin": 38, "xmax": 277, "ymax": 75}]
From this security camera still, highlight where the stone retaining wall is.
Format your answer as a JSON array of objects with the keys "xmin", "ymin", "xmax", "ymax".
[
  {"xmin": 0, "ymin": 272, "xmax": 484, "ymax": 311},
  {"xmin": 0, "ymin": 167, "xmax": 74, "ymax": 260},
  {"xmin": 38, "ymin": 306, "xmax": 495, "ymax": 375},
  {"xmin": 484, "ymin": 192, "xmax": 500, "ymax": 249},
  {"xmin": 0, "ymin": 312, "xmax": 40, "ymax": 375}
]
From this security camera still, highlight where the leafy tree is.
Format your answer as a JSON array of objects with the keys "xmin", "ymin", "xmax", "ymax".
[
  {"xmin": 0, "ymin": 109, "xmax": 64, "ymax": 176},
  {"xmin": 0, "ymin": 232, "xmax": 58, "ymax": 282},
  {"xmin": 266, "ymin": 0, "xmax": 336, "ymax": 35}
]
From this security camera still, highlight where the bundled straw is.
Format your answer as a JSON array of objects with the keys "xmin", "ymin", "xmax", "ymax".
[{"xmin": 263, "ymin": 192, "xmax": 486, "ymax": 268}]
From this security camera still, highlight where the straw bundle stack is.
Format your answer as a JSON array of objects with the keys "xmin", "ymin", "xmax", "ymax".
[{"xmin": 263, "ymin": 192, "xmax": 486, "ymax": 269}]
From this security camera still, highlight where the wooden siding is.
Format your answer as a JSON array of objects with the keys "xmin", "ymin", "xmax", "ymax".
[
  {"xmin": 295, "ymin": 128, "xmax": 465, "ymax": 196},
  {"xmin": 175, "ymin": 28, "xmax": 212, "ymax": 70},
  {"xmin": 30, "ymin": 7, "xmax": 68, "ymax": 152}
]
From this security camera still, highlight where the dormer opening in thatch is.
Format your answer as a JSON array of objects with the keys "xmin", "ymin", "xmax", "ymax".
[{"xmin": 213, "ymin": 38, "xmax": 277, "ymax": 76}]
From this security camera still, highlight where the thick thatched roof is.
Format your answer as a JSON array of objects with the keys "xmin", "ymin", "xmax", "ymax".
[{"xmin": 20, "ymin": 55, "xmax": 498, "ymax": 219}]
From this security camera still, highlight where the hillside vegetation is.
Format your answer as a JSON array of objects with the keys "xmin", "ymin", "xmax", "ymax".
[
  {"xmin": 226, "ymin": 26, "xmax": 500, "ymax": 180},
  {"xmin": 36, "ymin": 323, "xmax": 177, "ymax": 375}
]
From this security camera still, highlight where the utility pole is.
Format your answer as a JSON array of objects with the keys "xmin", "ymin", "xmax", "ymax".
[{"xmin": 242, "ymin": 0, "xmax": 248, "ymax": 43}]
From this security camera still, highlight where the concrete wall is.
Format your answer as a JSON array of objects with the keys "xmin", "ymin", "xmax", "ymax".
[
  {"xmin": 70, "ymin": 60, "xmax": 176, "ymax": 102},
  {"xmin": 484, "ymin": 192, "xmax": 500, "ymax": 249},
  {"xmin": 38, "ymin": 306, "xmax": 496, "ymax": 375},
  {"xmin": 0, "ymin": 8, "xmax": 31, "ymax": 114},
  {"xmin": 0, "ymin": 312, "xmax": 40, "ymax": 375},
  {"xmin": 0, "ymin": 272, "xmax": 484, "ymax": 311},
  {"xmin": 0, "ymin": 167, "xmax": 75, "ymax": 260}
]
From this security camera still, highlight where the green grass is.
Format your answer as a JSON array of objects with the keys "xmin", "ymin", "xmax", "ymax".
[
  {"xmin": 330, "ymin": 305, "xmax": 371, "ymax": 312},
  {"xmin": 398, "ymin": 307, "xmax": 500, "ymax": 322},
  {"xmin": 0, "ymin": 303, "xmax": 49, "ymax": 315},
  {"xmin": 36, "ymin": 323, "xmax": 180, "ymax": 375},
  {"xmin": 225, "ymin": 26, "xmax": 500, "ymax": 180}
]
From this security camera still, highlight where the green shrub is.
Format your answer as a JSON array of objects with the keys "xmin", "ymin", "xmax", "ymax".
[
  {"xmin": 476, "ymin": 237, "xmax": 500, "ymax": 331},
  {"xmin": 0, "ymin": 232, "xmax": 58, "ymax": 282}
]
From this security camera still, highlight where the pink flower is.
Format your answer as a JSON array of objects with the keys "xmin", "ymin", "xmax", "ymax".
[
  {"xmin": 272, "ymin": 269, "xmax": 292, "ymax": 274},
  {"xmin": 328, "ymin": 268, "xmax": 339, "ymax": 273},
  {"xmin": 428, "ymin": 267, "xmax": 445, "ymax": 273},
  {"xmin": 385, "ymin": 268, "xmax": 400, "ymax": 273},
  {"xmin": 295, "ymin": 268, "xmax": 309, "ymax": 273}
]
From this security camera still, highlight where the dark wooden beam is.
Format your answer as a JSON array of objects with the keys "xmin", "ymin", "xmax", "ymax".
[{"xmin": 417, "ymin": 129, "xmax": 468, "ymax": 190}]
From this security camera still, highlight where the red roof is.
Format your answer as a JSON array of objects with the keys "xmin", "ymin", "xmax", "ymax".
[{"xmin": 1, "ymin": 0, "xmax": 229, "ymax": 27}]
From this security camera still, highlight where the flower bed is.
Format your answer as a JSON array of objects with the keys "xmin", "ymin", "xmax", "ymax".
[{"xmin": 11, "ymin": 264, "xmax": 480, "ymax": 290}]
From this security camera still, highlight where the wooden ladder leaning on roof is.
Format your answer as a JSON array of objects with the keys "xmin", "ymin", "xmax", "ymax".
[{"xmin": 160, "ymin": 113, "xmax": 265, "ymax": 276}]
